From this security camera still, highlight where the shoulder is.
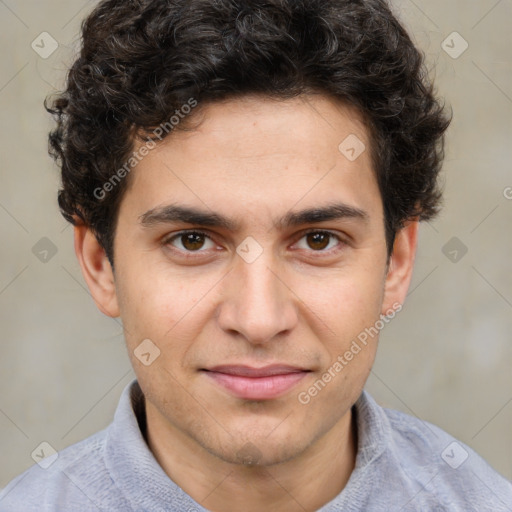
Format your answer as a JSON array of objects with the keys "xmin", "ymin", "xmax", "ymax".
[
  {"xmin": 0, "ymin": 428, "xmax": 130, "ymax": 512},
  {"xmin": 380, "ymin": 400, "xmax": 512, "ymax": 510}
]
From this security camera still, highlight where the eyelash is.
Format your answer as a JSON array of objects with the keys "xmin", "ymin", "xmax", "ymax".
[{"xmin": 162, "ymin": 229, "xmax": 347, "ymax": 258}]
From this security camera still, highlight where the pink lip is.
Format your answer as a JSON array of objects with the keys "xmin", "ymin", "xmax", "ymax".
[{"xmin": 203, "ymin": 365, "xmax": 309, "ymax": 400}]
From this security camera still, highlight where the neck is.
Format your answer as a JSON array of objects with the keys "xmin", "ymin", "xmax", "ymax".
[{"xmin": 145, "ymin": 402, "xmax": 357, "ymax": 512}]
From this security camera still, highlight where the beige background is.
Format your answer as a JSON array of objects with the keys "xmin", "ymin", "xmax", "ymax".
[{"xmin": 1, "ymin": 0, "xmax": 511, "ymax": 489}]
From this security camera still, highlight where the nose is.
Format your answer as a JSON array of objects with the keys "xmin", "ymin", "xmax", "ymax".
[{"xmin": 215, "ymin": 253, "xmax": 298, "ymax": 345}]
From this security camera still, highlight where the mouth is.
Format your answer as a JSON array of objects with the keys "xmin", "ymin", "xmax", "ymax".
[{"xmin": 201, "ymin": 365, "xmax": 311, "ymax": 400}]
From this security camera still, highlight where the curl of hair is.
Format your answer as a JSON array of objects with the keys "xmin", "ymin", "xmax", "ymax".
[{"xmin": 47, "ymin": 0, "xmax": 451, "ymax": 265}]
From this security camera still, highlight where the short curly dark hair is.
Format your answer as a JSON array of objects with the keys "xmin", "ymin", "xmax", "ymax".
[{"xmin": 47, "ymin": 0, "xmax": 451, "ymax": 267}]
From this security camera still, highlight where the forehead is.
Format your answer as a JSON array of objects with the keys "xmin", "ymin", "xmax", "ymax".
[{"xmin": 119, "ymin": 94, "xmax": 382, "ymax": 229}]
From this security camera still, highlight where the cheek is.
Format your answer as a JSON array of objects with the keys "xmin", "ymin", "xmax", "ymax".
[
  {"xmin": 114, "ymin": 254, "xmax": 229, "ymax": 384},
  {"xmin": 117, "ymin": 263, "xmax": 220, "ymax": 354},
  {"xmin": 300, "ymin": 266, "xmax": 385, "ymax": 336}
]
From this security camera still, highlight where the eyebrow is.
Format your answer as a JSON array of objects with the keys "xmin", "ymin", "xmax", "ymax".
[{"xmin": 139, "ymin": 202, "xmax": 369, "ymax": 231}]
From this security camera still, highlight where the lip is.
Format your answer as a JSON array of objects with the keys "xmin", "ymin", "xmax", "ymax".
[{"xmin": 202, "ymin": 365, "xmax": 310, "ymax": 400}]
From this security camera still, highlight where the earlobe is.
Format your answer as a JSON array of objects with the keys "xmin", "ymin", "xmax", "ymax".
[
  {"xmin": 74, "ymin": 225, "xmax": 120, "ymax": 318},
  {"xmin": 381, "ymin": 220, "xmax": 419, "ymax": 315}
]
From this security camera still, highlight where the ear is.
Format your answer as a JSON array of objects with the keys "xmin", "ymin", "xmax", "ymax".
[
  {"xmin": 73, "ymin": 225, "xmax": 120, "ymax": 318},
  {"xmin": 381, "ymin": 220, "xmax": 419, "ymax": 315}
]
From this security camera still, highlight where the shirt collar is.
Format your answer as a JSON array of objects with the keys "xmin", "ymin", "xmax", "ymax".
[{"xmin": 105, "ymin": 379, "xmax": 389, "ymax": 510}]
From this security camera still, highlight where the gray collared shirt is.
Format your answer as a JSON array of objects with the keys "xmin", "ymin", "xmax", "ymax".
[{"xmin": 1, "ymin": 379, "xmax": 511, "ymax": 511}]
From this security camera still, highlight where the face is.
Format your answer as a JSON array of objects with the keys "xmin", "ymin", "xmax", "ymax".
[{"xmin": 78, "ymin": 94, "xmax": 415, "ymax": 467}]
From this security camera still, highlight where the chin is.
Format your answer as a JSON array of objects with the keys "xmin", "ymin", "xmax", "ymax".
[{"xmin": 205, "ymin": 434, "xmax": 311, "ymax": 468}]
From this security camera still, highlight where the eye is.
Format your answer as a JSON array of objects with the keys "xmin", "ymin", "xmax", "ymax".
[
  {"xmin": 294, "ymin": 230, "xmax": 343, "ymax": 252},
  {"xmin": 165, "ymin": 230, "xmax": 216, "ymax": 252},
  {"xmin": 163, "ymin": 229, "xmax": 346, "ymax": 258}
]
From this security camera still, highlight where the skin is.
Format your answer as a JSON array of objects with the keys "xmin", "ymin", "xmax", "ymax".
[{"xmin": 74, "ymin": 94, "xmax": 418, "ymax": 512}]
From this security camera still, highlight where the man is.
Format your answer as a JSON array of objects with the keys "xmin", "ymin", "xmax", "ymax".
[{"xmin": 1, "ymin": 0, "xmax": 511, "ymax": 510}]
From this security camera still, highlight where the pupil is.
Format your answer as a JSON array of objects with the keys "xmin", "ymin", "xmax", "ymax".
[
  {"xmin": 183, "ymin": 233, "xmax": 204, "ymax": 251},
  {"xmin": 308, "ymin": 233, "xmax": 329, "ymax": 250}
]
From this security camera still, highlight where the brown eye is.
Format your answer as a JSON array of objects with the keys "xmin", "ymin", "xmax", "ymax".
[
  {"xmin": 306, "ymin": 232, "xmax": 331, "ymax": 251},
  {"xmin": 181, "ymin": 232, "xmax": 206, "ymax": 251},
  {"xmin": 294, "ymin": 230, "xmax": 342, "ymax": 253},
  {"xmin": 166, "ymin": 231, "xmax": 215, "ymax": 252}
]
